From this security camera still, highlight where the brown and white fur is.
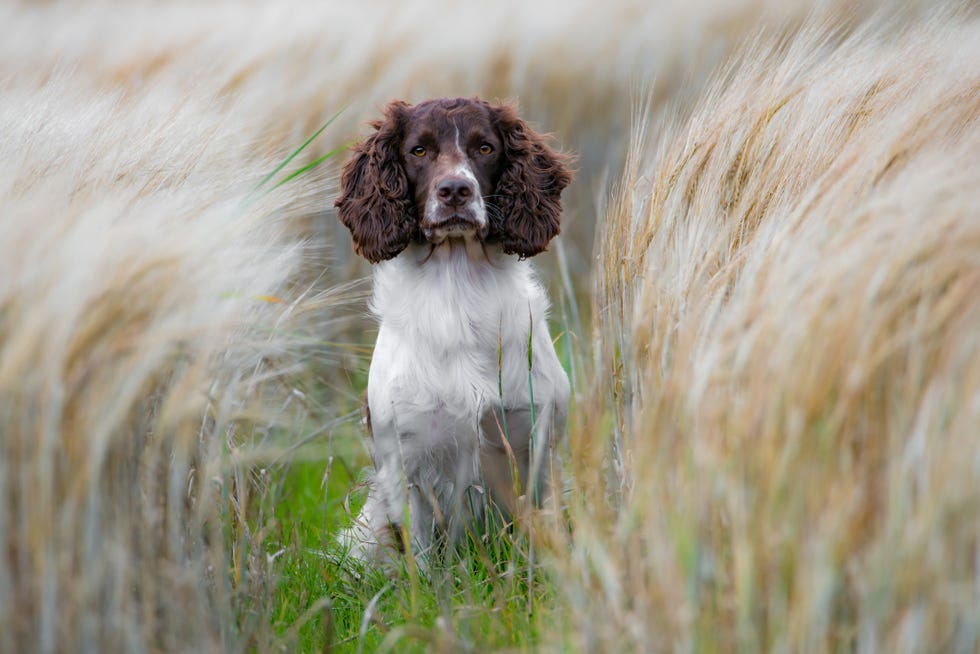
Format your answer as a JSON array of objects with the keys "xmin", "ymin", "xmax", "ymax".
[{"xmin": 334, "ymin": 97, "xmax": 572, "ymax": 564}]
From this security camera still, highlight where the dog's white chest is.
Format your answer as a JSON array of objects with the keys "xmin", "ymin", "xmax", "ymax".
[{"xmin": 365, "ymin": 244, "xmax": 548, "ymax": 448}]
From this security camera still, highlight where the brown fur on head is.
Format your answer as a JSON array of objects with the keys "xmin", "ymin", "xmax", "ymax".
[
  {"xmin": 485, "ymin": 102, "xmax": 573, "ymax": 258},
  {"xmin": 334, "ymin": 100, "xmax": 418, "ymax": 263},
  {"xmin": 334, "ymin": 98, "xmax": 572, "ymax": 263}
]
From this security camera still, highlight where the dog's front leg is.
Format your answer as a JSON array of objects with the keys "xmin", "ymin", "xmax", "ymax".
[
  {"xmin": 338, "ymin": 447, "xmax": 408, "ymax": 565},
  {"xmin": 342, "ymin": 415, "xmax": 447, "ymax": 567}
]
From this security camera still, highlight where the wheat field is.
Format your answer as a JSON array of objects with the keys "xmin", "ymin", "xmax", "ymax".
[
  {"xmin": 573, "ymin": 12, "xmax": 980, "ymax": 653},
  {"xmin": 1, "ymin": 0, "xmax": 977, "ymax": 652}
]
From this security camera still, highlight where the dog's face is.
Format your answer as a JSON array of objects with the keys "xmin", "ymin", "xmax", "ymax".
[
  {"xmin": 401, "ymin": 99, "xmax": 503, "ymax": 244},
  {"xmin": 335, "ymin": 97, "xmax": 572, "ymax": 263}
]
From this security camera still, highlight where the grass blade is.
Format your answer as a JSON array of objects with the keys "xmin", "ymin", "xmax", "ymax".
[{"xmin": 255, "ymin": 106, "xmax": 347, "ymax": 191}]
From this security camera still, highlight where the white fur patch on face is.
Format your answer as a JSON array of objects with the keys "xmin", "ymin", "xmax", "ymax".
[{"xmin": 422, "ymin": 125, "xmax": 488, "ymax": 242}]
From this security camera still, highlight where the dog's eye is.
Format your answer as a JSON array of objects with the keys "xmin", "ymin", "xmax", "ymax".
[
  {"xmin": 410, "ymin": 146, "xmax": 427, "ymax": 157},
  {"xmin": 478, "ymin": 143, "xmax": 494, "ymax": 155}
]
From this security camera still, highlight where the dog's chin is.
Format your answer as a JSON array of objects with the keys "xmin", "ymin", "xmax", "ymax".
[{"xmin": 421, "ymin": 212, "xmax": 488, "ymax": 244}]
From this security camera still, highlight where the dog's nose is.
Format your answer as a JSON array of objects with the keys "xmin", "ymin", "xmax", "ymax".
[{"xmin": 436, "ymin": 177, "xmax": 474, "ymax": 206}]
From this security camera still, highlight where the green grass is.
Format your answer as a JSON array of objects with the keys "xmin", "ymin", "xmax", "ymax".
[{"xmin": 262, "ymin": 451, "xmax": 557, "ymax": 652}]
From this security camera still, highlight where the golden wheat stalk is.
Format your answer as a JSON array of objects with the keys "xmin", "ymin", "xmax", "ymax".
[{"xmin": 563, "ymin": 10, "xmax": 980, "ymax": 653}]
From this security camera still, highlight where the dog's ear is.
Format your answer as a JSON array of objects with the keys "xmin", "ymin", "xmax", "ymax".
[
  {"xmin": 335, "ymin": 101, "xmax": 417, "ymax": 263},
  {"xmin": 487, "ymin": 103, "xmax": 573, "ymax": 258}
]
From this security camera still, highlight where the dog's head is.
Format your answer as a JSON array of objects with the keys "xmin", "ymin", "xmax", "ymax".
[{"xmin": 335, "ymin": 97, "xmax": 572, "ymax": 263}]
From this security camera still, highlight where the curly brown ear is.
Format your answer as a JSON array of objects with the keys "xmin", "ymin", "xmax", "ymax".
[
  {"xmin": 334, "ymin": 101, "xmax": 417, "ymax": 263},
  {"xmin": 488, "ymin": 104, "xmax": 573, "ymax": 258}
]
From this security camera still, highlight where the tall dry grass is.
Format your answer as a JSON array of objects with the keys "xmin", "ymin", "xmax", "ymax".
[
  {"xmin": 0, "ymin": 75, "xmax": 334, "ymax": 650},
  {"xmin": 559, "ymin": 9, "xmax": 980, "ymax": 653}
]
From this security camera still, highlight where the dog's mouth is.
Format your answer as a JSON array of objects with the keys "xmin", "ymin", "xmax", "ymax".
[
  {"xmin": 433, "ymin": 215, "xmax": 474, "ymax": 231},
  {"xmin": 421, "ymin": 213, "xmax": 486, "ymax": 242}
]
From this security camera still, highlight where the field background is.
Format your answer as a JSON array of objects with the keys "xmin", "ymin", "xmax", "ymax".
[{"xmin": 1, "ymin": 0, "xmax": 978, "ymax": 652}]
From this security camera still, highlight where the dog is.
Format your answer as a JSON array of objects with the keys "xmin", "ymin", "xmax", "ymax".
[{"xmin": 335, "ymin": 97, "xmax": 572, "ymax": 563}]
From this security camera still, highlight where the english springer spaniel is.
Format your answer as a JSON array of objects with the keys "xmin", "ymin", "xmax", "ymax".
[{"xmin": 335, "ymin": 97, "xmax": 572, "ymax": 564}]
